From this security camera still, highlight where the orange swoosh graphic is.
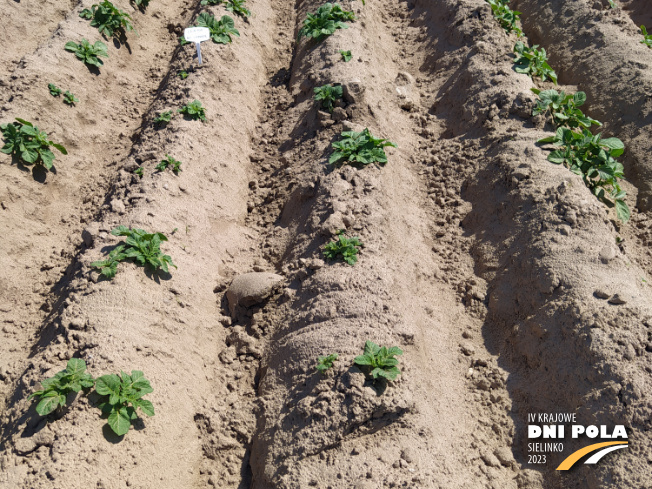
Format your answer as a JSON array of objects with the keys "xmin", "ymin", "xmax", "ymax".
[{"xmin": 556, "ymin": 441, "xmax": 628, "ymax": 470}]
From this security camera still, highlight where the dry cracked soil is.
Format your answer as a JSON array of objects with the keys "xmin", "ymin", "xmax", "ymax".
[{"xmin": 1, "ymin": 0, "xmax": 652, "ymax": 488}]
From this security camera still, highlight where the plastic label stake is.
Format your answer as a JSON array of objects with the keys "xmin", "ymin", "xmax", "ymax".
[{"xmin": 184, "ymin": 27, "xmax": 210, "ymax": 65}]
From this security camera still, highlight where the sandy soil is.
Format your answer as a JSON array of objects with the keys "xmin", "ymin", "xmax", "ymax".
[{"xmin": 1, "ymin": 0, "xmax": 651, "ymax": 488}]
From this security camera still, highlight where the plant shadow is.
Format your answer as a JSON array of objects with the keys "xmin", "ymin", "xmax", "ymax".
[
  {"xmin": 85, "ymin": 64, "xmax": 102, "ymax": 76},
  {"xmin": 111, "ymin": 34, "xmax": 132, "ymax": 55}
]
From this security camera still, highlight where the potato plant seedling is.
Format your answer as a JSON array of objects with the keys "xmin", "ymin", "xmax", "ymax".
[
  {"xmin": 314, "ymin": 84, "xmax": 343, "ymax": 113},
  {"xmin": 154, "ymin": 110, "xmax": 173, "ymax": 126},
  {"xmin": 641, "ymin": 26, "xmax": 652, "ymax": 48},
  {"xmin": 95, "ymin": 370, "xmax": 155, "ymax": 436},
  {"xmin": 80, "ymin": 1, "xmax": 135, "ymax": 38},
  {"xmin": 323, "ymin": 231, "xmax": 362, "ymax": 265},
  {"xmin": 354, "ymin": 341, "xmax": 403, "ymax": 381},
  {"xmin": 538, "ymin": 128, "xmax": 629, "ymax": 222},
  {"xmin": 513, "ymin": 42, "xmax": 557, "ymax": 84},
  {"xmin": 131, "ymin": 0, "xmax": 151, "ymax": 10},
  {"xmin": 29, "ymin": 359, "xmax": 95, "ymax": 416},
  {"xmin": 330, "ymin": 128, "xmax": 397, "ymax": 166},
  {"xmin": 531, "ymin": 89, "xmax": 601, "ymax": 129},
  {"xmin": 486, "ymin": 0, "xmax": 522, "ymax": 37},
  {"xmin": 63, "ymin": 91, "xmax": 79, "ymax": 106},
  {"xmin": 225, "ymin": 0, "xmax": 250, "ymax": 19},
  {"xmin": 1, "ymin": 118, "xmax": 67, "ymax": 170},
  {"xmin": 156, "ymin": 154, "xmax": 182, "ymax": 173},
  {"xmin": 196, "ymin": 13, "xmax": 239, "ymax": 44},
  {"xmin": 91, "ymin": 226, "xmax": 176, "ymax": 278},
  {"xmin": 65, "ymin": 39, "xmax": 109, "ymax": 67},
  {"xmin": 298, "ymin": 3, "xmax": 355, "ymax": 42},
  {"xmin": 532, "ymin": 89, "xmax": 629, "ymax": 222},
  {"xmin": 48, "ymin": 83, "xmax": 62, "ymax": 97},
  {"xmin": 178, "ymin": 100, "xmax": 207, "ymax": 121},
  {"xmin": 316, "ymin": 353, "xmax": 338, "ymax": 373}
]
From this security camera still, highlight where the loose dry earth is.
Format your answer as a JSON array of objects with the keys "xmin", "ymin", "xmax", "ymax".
[{"xmin": 1, "ymin": 0, "xmax": 651, "ymax": 488}]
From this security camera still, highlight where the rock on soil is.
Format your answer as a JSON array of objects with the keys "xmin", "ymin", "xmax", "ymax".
[{"xmin": 226, "ymin": 272, "xmax": 284, "ymax": 317}]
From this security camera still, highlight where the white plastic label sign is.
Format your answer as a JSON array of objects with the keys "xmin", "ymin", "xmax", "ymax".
[
  {"xmin": 184, "ymin": 27, "xmax": 210, "ymax": 43},
  {"xmin": 184, "ymin": 27, "xmax": 210, "ymax": 65}
]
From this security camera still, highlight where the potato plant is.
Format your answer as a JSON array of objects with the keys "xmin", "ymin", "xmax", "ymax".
[
  {"xmin": 153, "ymin": 110, "xmax": 173, "ymax": 126},
  {"xmin": 354, "ymin": 341, "xmax": 403, "ymax": 381},
  {"xmin": 1, "ymin": 118, "xmax": 67, "ymax": 170},
  {"xmin": 323, "ymin": 231, "xmax": 362, "ymax": 265},
  {"xmin": 131, "ymin": 0, "xmax": 151, "ymax": 10},
  {"xmin": 330, "ymin": 128, "xmax": 397, "ymax": 166},
  {"xmin": 196, "ymin": 13, "xmax": 239, "ymax": 44},
  {"xmin": 314, "ymin": 84, "xmax": 343, "ymax": 113},
  {"xmin": 486, "ymin": 0, "xmax": 522, "ymax": 37},
  {"xmin": 156, "ymin": 154, "xmax": 182, "ymax": 173},
  {"xmin": 178, "ymin": 100, "xmax": 207, "ymax": 121},
  {"xmin": 316, "ymin": 353, "xmax": 338, "ymax": 373},
  {"xmin": 63, "ymin": 91, "xmax": 79, "ymax": 106},
  {"xmin": 95, "ymin": 370, "xmax": 154, "ymax": 436},
  {"xmin": 641, "ymin": 26, "xmax": 652, "ymax": 48},
  {"xmin": 65, "ymin": 39, "xmax": 109, "ymax": 67},
  {"xmin": 80, "ymin": 1, "xmax": 135, "ymax": 38},
  {"xmin": 538, "ymin": 128, "xmax": 629, "ymax": 222},
  {"xmin": 91, "ymin": 226, "xmax": 176, "ymax": 278},
  {"xmin": 531, "ymin": 89, "xmax": 601, "ymax": 129},
  {"xmin": 48, "ymin": 83, "xmax": 62, "ymax": 97},
  {"xmin": 298, "ymin": 3, "xmax": 355, "ymax": 42},
  {"xmin": 513, "ymin": 42, "xmax": 557, "ymax": 84},
  {"xmin": 225, "ymin": 0, "xmax": 250, "ymax": 18},
  {"xmin": 532, "ymin": 87, "xmax": 629, "ymax": 222},
  {"xmin": 29, "ymin": 359, "xmax": 95, "ymax": 416}
]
